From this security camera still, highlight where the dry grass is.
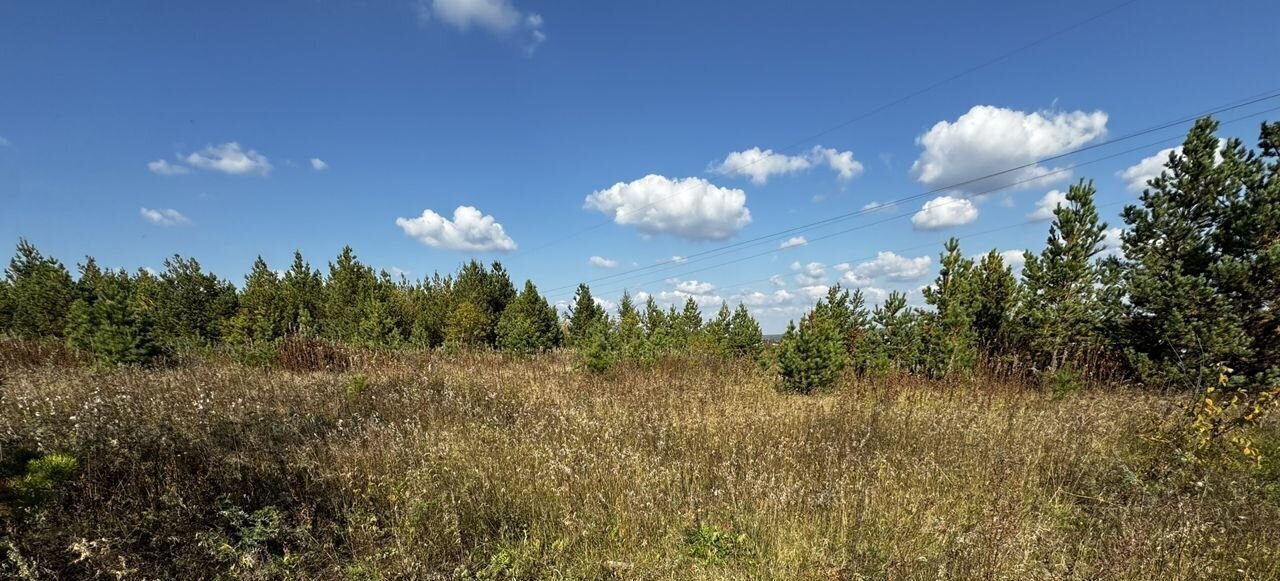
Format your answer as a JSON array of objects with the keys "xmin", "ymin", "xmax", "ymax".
[{"xmin": 2, "ymin": 351, "xmax": 1278, "ymax": 579}]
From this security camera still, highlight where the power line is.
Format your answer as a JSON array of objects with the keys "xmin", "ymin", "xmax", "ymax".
[
  {"xmin": 544, "ymin": 89, "xmax": 1280, "ymax": 297},
  {"xmin": 523, "ymin": 0, "xmax": 1144, "ymax": 253},
  {"xmin": 568, "ymin": 102, "xmax": 1280, "ymax": 302}
]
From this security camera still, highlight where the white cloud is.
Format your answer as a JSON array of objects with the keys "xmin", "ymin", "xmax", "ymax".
[
  {"xmin": 798, "ymin": 285, "xmax": 829, "ymax": 300},
  {"xmin": 911, "ymin": 195, "xmax": 978, "ymax": 230},
  {"xmin": 584, "ymin": 174, "xmax": 751, "ymax": 241},
  {"xmin": 1000, "ymin": 250, "xmax": 1027, "ymax": 275},
  {"xmin": 735, "ymin": 289, "xmax": 795, "ymax": 307},
  {"xmin": 861, "ymin": 200, "xmax": 895, "ymax": 213},
  {"xmin": 779, "ymin": 236, "xmax": 807, "ymax": 249},
  {"xmin": 670, "ymin": 255, "xmax": 688, "ymax": 264},
  {"xmin": 668, "ymin": 278, "xmax": 716, "ymax": 294},
  {"xmin": 711, "ymin": 145, "xmax": 863, "ymax": 184},
  {"xmin": 1028, "ymin": 189, "xmax": 1068, "ymax": 222},
  {"xmin": 791, "ymin": 261, "xmax": 826, "ymax": 286},
  {"xmin": 310, "ymin": 158, "xmax": 328, "ymax": 171},
  {"xmin": 1117, "ymin": 142, "xmax": 1223, "ymax": 193},
  {"xmin": 418, "ymin": 0, "xmax": 545, "ymax": 52},
  {"xmin": 588, "ymin": 256, "xmax": 618, "ymax": 268},
  {"xmin": 395, "ymin": 205, "xmax": 517, "ymax": 252},
  {"xmin": 859, "ymin": 286, "xmax": 890, "ymax": 304},
  {"xmin": 183, "ymin": 142, "xmax": 272, "ymax": 175},
  {"xmin": 768, "ymin": 274, "xmax": 786, "ymax": 287},
  {"xmin": 387, "ymin": 266, "xmax": 410, "ymax": 279},
  {"xmin": 911, "ymin": 105, "xmax": 1107, "ymax": 194},
  {"xmin": 139, "ymin": 207, "xmax": 190, "ymax": 226},
  {"xmin": 1100, "ymin": 227, "xmax": 1124, "ymax": 257},
  {"xmin": 846, "ymin": 251, "xmax": 932, "ymax": 282},
  {"xmin": 148, "ymin": 159, "xmax": 190, "ymax": 175}
]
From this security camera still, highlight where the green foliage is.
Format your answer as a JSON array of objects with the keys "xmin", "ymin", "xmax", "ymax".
[
  {"xmin": 4, "ymin": 239, "xmax": 76, "ymax": 339},
  {"xmin": 972, "ymin": 249, "xmax": 1017, "ymax": 350},
  {"xmin": 496, "ymin": 280, "xmax": 562, "ymax": 354},
  {"xmin": 4, "ymin": 452, "xmax": 78, "ymax": 513},
  {"xmin": 566, "ymin": 284, "xmax": 606, "ymax": 348},
  {"xmin": 447, "ymin": 300, "xmax": 493, "ymax": 348},
  {"xmin": 776, "ymin": 310, "xmax": 846, "ymax": 394},
  {"xmin": 582, "ymin": 320, "xmax": 616, "ymax": 374},
  {"xmin": 196, "ymin": 495, "xmax": 302, "ymax": 577},
  {"xmin": 864, "ymin": 291, "xmax": 923, "ymax": 376},
  {"xmin": 227, "ymin": 256, "xmax": 289, "ymax": 344},
  {"xmin": 727, "ymin": 303, "xmax": 764, "ymax": 359},
  {"xmin": 921, "ymin": 238, "xmax": 978, "ymax": 378},
  {"xmin": 684, "ymin": 522, "xmax": 754, "ymax": 565},
  {"xmin": 1020, "ymin": 180, "xmax": 1109, "ymax": 372},
  {"xmin": 64, "ymin": 270, "xmax": 160, "ymax": 366}
]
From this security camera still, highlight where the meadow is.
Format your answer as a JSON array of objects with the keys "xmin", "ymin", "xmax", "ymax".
[{"xmin": 3, "ymin": 346, "xmax": 1278, "ymax": 579}]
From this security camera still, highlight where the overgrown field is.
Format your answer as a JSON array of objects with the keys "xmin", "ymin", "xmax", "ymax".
[{"xmin": 3, "ymin": 352, "xmax": 1278, "ymax": 579}]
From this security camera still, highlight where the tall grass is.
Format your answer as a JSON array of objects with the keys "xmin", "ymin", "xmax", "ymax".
[{"xmin": 1, "ymin": 350, "xmax": 1277, "ymax": 579}]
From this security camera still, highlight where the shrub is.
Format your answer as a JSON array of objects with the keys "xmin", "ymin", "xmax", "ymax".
[{"xmin": 776, "ymin": 314, "xmax": 846, "ymax": 394}]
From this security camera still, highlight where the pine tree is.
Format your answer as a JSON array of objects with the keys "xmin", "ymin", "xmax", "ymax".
[
  {"xmin": 727, "ymin": 303, "xmax": 764, "ymax": 359},
  {"xmin": 496, "ymin": 280, "xmax": 563, "ymax": 353},
  {"xmin": 776, "ymin": 310, "xmax": 846, "ymax": 394},
  {"xmin": 87, "ymin": 276, "xmax": 159, "ymax": 365},
  {"xmin": 154, "ymin": 255, "xmax": 238, "ymax": 346},
  {"xmin": 323, "ymin": 246, "xmax": 377, "ymax": 341},
  {"xmin": 813, "ymin": 284, "xmax": 869, "ymax": 357},
  {"xmin": 867, "ymin": 291, "xmax": 923, "ymax": 375},
  {"xmin": 697, "ymin": 302, "xmax": 733, "ymax": 357},
  {"xmin": 229, "ymin": 256, "xmax": 287, "ymax": 344},
  {"xmin": 922, "ymin": 237, "xmax": 978, "ymax": 378},
  {"xmin": 566, "ymin": 284, "xmax": 606, "ymax": 347},
  {"xmin": 971, "ymin": 249, "xmax": 1017, "ymax": 352},
  {"xmin": 282, "ymin": 251, "xmax": 323, "ymax": 336},
  {"xmin": 1018, "ymin": 180, "xmax": 1108, "ymax": 374},
  {"xmin": 614, "ymin": 291, "xmax": 649, "ymax": 360},
  {"xmin": 446, "ymin": 300, "xmax": 492, "ymax": 347},
  {"xmin": 5, "ymin": 240, "xmax": 76, "ymax": 339}
]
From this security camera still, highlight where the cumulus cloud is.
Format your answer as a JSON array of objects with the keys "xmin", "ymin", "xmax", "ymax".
[
  {"xmin": 791, "ymin": 261, "xmax": 826, "ymax": 286},
  {"xmin": 584, "ymin": 174, "xmax": 751, "ymax": 240},
  {"xmin": 911, "ymin": 105, "xmax": 1107, "ymax": 195},
  {"xmin": 912, "ymin": 195, "xmax": 978, "ymax": 230},
  {"xmin": 183, "ymin": 142, "xmax": 272, "ymax": 175},
  {"xmin": 1028, "ymin": 189, "xmax": 1068, "ymax": 221},
  {"xmin": 668, "ymin": 279, "xmax": 716, "ymax": 295},
  {"xmin": 711, "ymin": 145, "xmax": 863, "ymax": 184},
  {"xmin": 148, "ymin": 159, "xmax": 190, "ymax": 175},
  {"xmin": 1117, "ymin": 142, "xmax": 1222, "ymax": 193},
  {"xmin": 779, "ymin": 236, "xmax": 807, "ymax": 249},
  {"xmin": 139, "ymin": 207, "xmax": 190, "ymax": 226},
  {"xmin": 768, "ymin": 274, "xmax": 786, "ymax": 287},
  {"xmin": 588, "ymin": 256, "xmax": 618, "ymax": 268},
  {"xmin": 310, "ymin": 158, "xmax": 328, "ymax": 171},
  {"xmin": 395, "ymin": 205, "xmax": 517, "ymax": 252},
  {"xmin": 735, "ymin": 289, "xmax": 795, "ymax": 307},
  {"xmin": 1100, "ymin": 227, "xmax": 1124, "ymax": 257},
  {"xmin": 418, "ymin": 0, "xmax": 545, "ymax": 52},
  {"xmin": 1000, "ymin": 250, "xmax": 1028, "ymax": 275},
  {"xmin": 845, "ymin": 251, "xmax": 932, "ymax": 283}
]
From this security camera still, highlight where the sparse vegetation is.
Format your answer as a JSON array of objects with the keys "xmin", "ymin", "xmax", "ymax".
[{"xmin": 2, "ymin": 350, "xmax": 1278, "ymax": 578}]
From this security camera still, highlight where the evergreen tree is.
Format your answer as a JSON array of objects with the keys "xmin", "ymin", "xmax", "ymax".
[
  {"xmin": 87, "ymin": 275, "xmax": 159, "ymax": 365},
  {"xmin": 614, "ymin": 291, "xmax": 649, "ymax": 360},
  {"xmin": 566, "ymin": 283, "xmax": 606, "ymax": 347},
  {"xmin": 323, "ymin": 246, "xmax": 378, "ymax": 341},
  {"xmin": 496, "ymin": 280, "xmax": 563, "ymax": 353},
  {"xmin": 282, "ymin": 251, "xmax": 324, "ymax": 336},
  {"xmin": 922, "ymin": 238, "xmax": 978, "ymax": 377},
  {"xmin": 412, "ymin": 273, "xmax": 454, "ymax": 347},
  {"xmin": 698, "ymin": 302, "xmax": 733, "ymax": 357},
  {"xmin": 446, "ymin": 300, "xmax": 492, "ymax": 347},
  {"xmin": 228, "ymin": 256, "xmax": 287, "ymax": 344},
  {"xmin": 5, "ymin": 240, "xmax": 76, "ymax": 339},
  {"xmin": 971, "ymin": 249, "xmax": 1017, "ymax": 351},
  {"xmin": 776, "ymin": 310, "xmax": 846, "ymax": 394},
  {"xmin": 867, "ymin": 291, "xmax": 923, "ymax": 375},
  {"xmin": 153, "ymin": 255, "xmax": 237, "ymax": 346},
  {"xmin": 1020, "ymin": 180, "xmax": 1109, "ymax": 372},
  {"xmin": 727, "ymin": 303, "xmax": 764, "ymax": 359},
  {"xmin": 813, "ymin": 284, "xmax": 869, "ymax": 357}
]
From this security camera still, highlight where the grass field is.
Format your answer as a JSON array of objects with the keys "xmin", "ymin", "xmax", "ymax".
[{"xmin": 3, "ymin": 350, "xmax": 1278, "ymax": 579}]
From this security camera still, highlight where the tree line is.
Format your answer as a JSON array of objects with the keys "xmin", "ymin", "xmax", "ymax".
[
  {"xmin": 772, "ymin": 118, "xmax": 1279, "ymax": 393},
  {"xmin": 1, "ymin": 118, "xmax": 1276, "ymax": 392}
]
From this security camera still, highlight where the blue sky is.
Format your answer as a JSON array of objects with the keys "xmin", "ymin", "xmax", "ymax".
[{"xmin": 2, "ymin": 0, "xmax": 1278, "ymax": 332}]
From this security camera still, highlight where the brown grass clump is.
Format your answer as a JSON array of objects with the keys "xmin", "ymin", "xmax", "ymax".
[{"xmin": 1, "ymin": 351, "xmax": 1278, "ymax": 579}]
